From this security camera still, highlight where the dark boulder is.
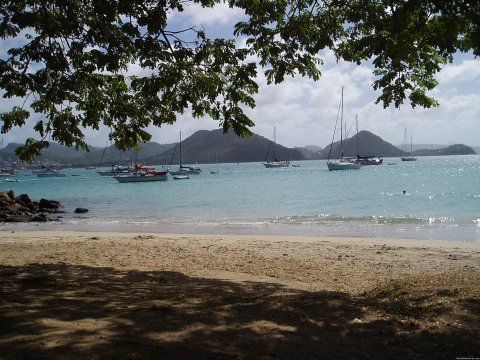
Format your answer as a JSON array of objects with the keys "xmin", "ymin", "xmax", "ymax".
[
  {"xmin": 15, "ymin": 193, "xmax": 38, "ymax": 211},
  {"xmin": 38, "ymin": 198, "xmax": 62, "ymax": 211},
  {"xmin": 74, "ymin": 208, "xmax": 89, "ymax": 214},
  {"xmin": 0, "ymin": 191, "xmax": 14, "ymax": 204},
  {"xmin": 2, "ymin": 215, "xmax": 35, "ymax": 222},
  {"xmin": 31, "ymin": 213, "xmax": 49, "ymax": 222},
  {"xmin": 0, "ymin": 192, "xmax": 64, "ymax": 223}
]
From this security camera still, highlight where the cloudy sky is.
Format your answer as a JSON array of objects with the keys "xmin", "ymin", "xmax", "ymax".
[{"xmin": 2, "ymin": 3, "xmax": 479, "ymax": 150}]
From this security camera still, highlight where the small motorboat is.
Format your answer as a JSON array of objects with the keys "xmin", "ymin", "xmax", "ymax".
[{"xmin": 173, "ymin": 175, "xmax": 189, "ymax": 180}]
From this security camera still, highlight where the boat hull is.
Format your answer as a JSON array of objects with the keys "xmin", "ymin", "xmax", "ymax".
[
  {"xmin": 37, "ymin": 172, "xmax": 67, "ymax": 177},
  {"xmin": 401, "ymin": 157, "xmax": 417, "ymax": 161},
  {"xmin": 98, "ymin": 171, "xmax": 130, "ymax": 176},
  {"xmin": 173, "ymin": 175, "xmax": 189, "ymax": 180},
  {"xmin": 114, "ymin": 174, "xmax": 168, "ymax": 183},
  {"xmin": 327, "ymin": 161, "xmax": 361, "ymax": 171},
  {"xmin": 356, "ymin": 157, "xmax": 383, "ymax": 165},
  {"xmin": 263, "ymin": 161, "xmax": 290, "ymax": 168},
  {"xmin": 169, "ymin": 168, "xmax": 201, "ymax": 175}
]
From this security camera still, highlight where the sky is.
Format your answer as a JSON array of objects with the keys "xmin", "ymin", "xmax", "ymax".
[{"xmin": 1, "ymin": 3, "xmax": 479, "ymax": 150}]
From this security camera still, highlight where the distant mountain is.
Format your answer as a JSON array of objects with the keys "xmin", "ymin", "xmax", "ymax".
[
  {"xmin": 1, "ymin": 130, "xmax": 475, "ymax": 167},
  {"xmin": 1, "ymin": 141, "xmax": 175, "ymax": 167},
  {"xmin": 472, "ymin": 146, "xmax": 480, "ymax": 154},
  {"xmin": 316, "ymin": 130, "xmax": 405, "ymax": 159},
  {"xmin": 397, "ymin": 143, "xmax": 478, "ymax": 154},
  {"xmin": 397, "ymin": 143, "xmax": 445, "ymax": 151},
  {"xmin": 144, "ymin": 129, "xmax": 306, "ymax": 165},
  {"xmin": 303, "ymin": 145, "xmax": 323, "ymax": 152},
  {"xmin": 412, "ymin": 144, "xmax": 476, "ymax": 156}
]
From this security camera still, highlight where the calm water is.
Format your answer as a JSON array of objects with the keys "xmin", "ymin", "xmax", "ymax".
[{"xmin": 1, "ymin": 156, "xmax": 479, "ymax": 242}]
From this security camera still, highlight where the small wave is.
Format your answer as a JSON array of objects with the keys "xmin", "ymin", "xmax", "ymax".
[
  {"xmin": 466, "ymin": 194, "xmax": 480, "ymax": 199},
  {"xmin": 261, "ymin": 214, "xmax": 458, "ymax": 226},
  {"xmin": 381, "ymin": 192, "xmax": 409, "ymax": 196}
]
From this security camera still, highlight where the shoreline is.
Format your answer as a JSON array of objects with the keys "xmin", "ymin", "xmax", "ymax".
[
  {"xmin": 2, "ymin": 219, "xmax": 479, "ymax": 243},
  {"xmin": 1, "ymin": 230, "xmax": 479, "ymax": 358}
]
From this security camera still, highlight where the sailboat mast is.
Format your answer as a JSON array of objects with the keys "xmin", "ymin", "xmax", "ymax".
[
  {"xmin": 356, "ymin": 115, "xmax": 359, "ymax": 157},
  {"xmin": 179, "ymin": 131, "xmax": 182, "ymax": 166},
  {"xmin": 273, "ymin": 127, "xmax": 276, "ymax": 160},
  {"xmin": 340, "ymin": 87, "xmax": 344, "ymax": 158},
  {"xmin": 340, "ymin": 87, "xmax": 343, "ymax": 144}
]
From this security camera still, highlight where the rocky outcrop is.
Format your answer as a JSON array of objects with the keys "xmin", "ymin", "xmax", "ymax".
[
  {"xmin": 74, "ymin": 208, "xmax": 88, "ymax": 214},
  {"xmin": 0, "ymin": 191, "xmax": 64, "ymax": 222}
]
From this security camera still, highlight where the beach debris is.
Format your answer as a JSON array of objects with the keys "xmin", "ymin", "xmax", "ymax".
[{"xmin": 0, "ymin": 190, "xmax": 63, "ymax": 223}]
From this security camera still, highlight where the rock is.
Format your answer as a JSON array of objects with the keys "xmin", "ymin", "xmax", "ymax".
[
  {"xmin": 6, "ymin": 203, "xmax": 24, "ymax": 214},
  {"xmin": 74, "ymin": 208, "xmax": 89, "ymax": 214},
  {"xmin": 0, "ymin": 192, "xmax": 64, "ymax": 223},
  {"xmin": 7, "ymin": 190, "xmax": 15, "ymax": 201},
  {"xmin": 3, "ymin": 215, "xmax": 34, "ymax": 222},
  {"xmin": 16, "ymin": 193, "xmax": 32, "ymax": 205},
  {"xmin": 0, "ymin": 192, "xmax": 14, "ymax": 204},
  {"xmin": 31, "ymin": 213, "xmax": 49, "ymax": 222},
  {"xmin": 38, "ymin": 198, "xmax": 62, "ymax": 210},
  {"xmin": 0, "ymin": 199, "xmax": 12, "ymax": 207},
  {"xmin": 15, "ymin": 194, "xmax": 37, "ymax": 211}
]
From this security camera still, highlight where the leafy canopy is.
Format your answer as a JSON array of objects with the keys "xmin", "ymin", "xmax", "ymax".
[{"xmin": 0, "ymin": 0, "xmax": 478, "ymax": 162}]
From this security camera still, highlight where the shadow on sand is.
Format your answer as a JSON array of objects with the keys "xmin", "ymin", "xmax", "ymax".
[{"xmin": 0, "ymin": 263, "xmax": 478, "ymax": 359}]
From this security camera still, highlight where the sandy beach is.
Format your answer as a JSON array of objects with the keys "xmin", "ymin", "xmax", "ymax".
[{"xmin": 1, "ymin": 231, "xmax": 479, "ymax": 359}]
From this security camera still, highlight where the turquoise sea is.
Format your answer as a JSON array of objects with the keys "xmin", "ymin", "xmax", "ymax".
[{"xmin": 1, "ymin": 155, "xmax": 479, "ymax": 242}]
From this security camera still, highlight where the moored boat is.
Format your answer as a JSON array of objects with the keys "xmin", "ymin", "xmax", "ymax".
[
  {"xmin": 263, "ymin": 127, "xmax": 290, "ymax": 168},
  {"xmin": 355, "ymin": 156, "xmax": 383, "ymax": 166},
  {"xmin": 327, "ymin": 157, "xmax": 361, "ymax": 171},
  {"xmin": 169, "ymin": 165, "xmax": 201, "ymax": 175},
  {"xmin": 173, "ymin": 175, "xmax": 189, "ymax": 180},
  {"xmin": 263, "ymin": 160, "xmax": 290, "ymax": 168},
  {"xmin": 97, "ymin": 165, "xmax": 132, "ymax": 176},
  {"xmin": 400, "ymin": 129, "xmax": 417, "ymax": 161},
  {"xmin": 327, "ymin": 87, "xmax": 361, "ymax": 171},
  {"xmin": 114, "ymin": 164, "xmax": 168, "ymax": 183},
  {"xmin": 168, "ymin": 132, "xmax": 202, "ymax": 175},
  {"xmin": 37, "ymin": 168, "xmax": 67, "ymax": 177}
]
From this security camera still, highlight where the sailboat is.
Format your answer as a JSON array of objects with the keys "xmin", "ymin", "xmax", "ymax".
[
  {"xmin": 355, "ymin": 116, "xmax": 383, "ymax": 165},
  {"xmin": 263, "ymin": 127, "xmax": 290, "ymax": 168},
  {"xmin": 168, "ymin": 131, "xmax": 202, "ymax": 175},
  {"xmin": 400, "ymin": 128, "xmax": 417, "ymax": 161},
  {"xmin": 114, "ymin": 163, "xmax": 168, "ymax": 182},
  {"xmin": 97, "ymin": 136, "xmax": 133, "ymax": 176},
  {"xmin": 327, "ymin": 87, "xmax": 361, "ymax": 171}
]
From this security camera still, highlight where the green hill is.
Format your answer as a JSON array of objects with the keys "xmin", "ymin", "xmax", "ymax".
[
  {"xmin": 317, "ymin": 130, "xmax": 405, "ymax": 159},
  {"xmin": 144, "ymin": 129, "xmax": 306, "ymax": 165},
  {"xmin": 1, "ymin": 130, "xmax": 476, "ymax": 167},
  {"xmin": 412, "ymin": 144, "xmax": 476, "ymax": 156},
  {"xmin": 1, "ymin": 141, "xmax": 175, "ymax": 167}
]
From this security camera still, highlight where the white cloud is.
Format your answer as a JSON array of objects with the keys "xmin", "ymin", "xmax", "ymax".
[
  {"xmin": 169, "ymin": 2, "xmax": 245, "ymax": 28},
  {"xmin": 149, "ymin": 55, "xmax": 480, "ymax": 150},
  {"xmin": 437, "ymin": 60, "xmax": 480, "ymax": 84},
  {"xmin": 2, "ymin": 7, "xmax": 480, "ymax": 151}
]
